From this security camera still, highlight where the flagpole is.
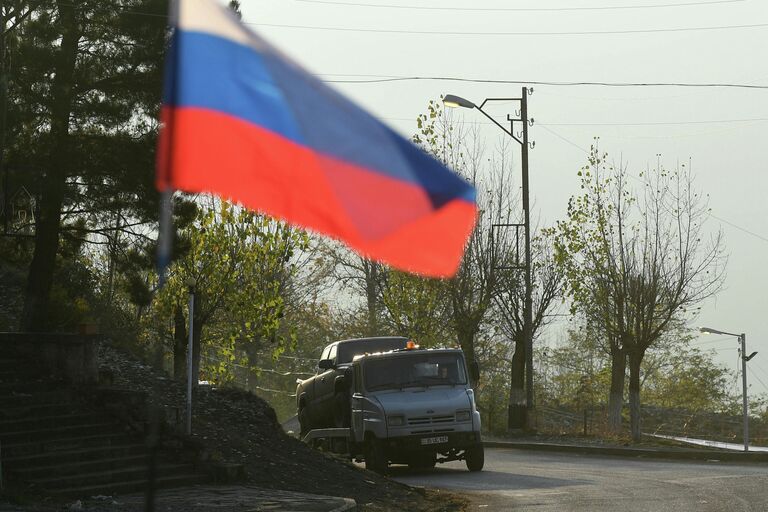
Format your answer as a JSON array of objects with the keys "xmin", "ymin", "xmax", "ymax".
[
  {"xmin": 157, "ymin": 189, "xmax": 173, "ymax": 287},
  {"xmin": 147, "ymin": 1, "xmax": 181, "ymax": 510}
]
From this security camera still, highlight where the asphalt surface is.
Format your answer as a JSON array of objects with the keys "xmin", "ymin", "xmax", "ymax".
[{"xmin": 392, "ymin": 447, "xmax": 768, "ymax": 511}]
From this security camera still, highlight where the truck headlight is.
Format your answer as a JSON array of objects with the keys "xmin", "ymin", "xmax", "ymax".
[
  {"xmin": 456, "ymin": 410, "xmax": 471, "ymax": 422},
  {"xmin": 387, "ymin": 415, "xmax": 405, "ymax": 426}
]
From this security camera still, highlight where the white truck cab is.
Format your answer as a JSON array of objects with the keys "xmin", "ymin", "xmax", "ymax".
[{"xmin": 348, "ymin": 345, "xmax": 484, "ymax": 472}]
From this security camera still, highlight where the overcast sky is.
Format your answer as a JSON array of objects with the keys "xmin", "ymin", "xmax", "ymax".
[{"xmin": 238, "ymin": 0, "xmax": 768, "ymax": 396}]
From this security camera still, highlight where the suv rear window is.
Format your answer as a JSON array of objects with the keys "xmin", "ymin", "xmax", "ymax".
[{"xmin": 337, "ymin": 338, "xmax": 407, "ymax": 364}]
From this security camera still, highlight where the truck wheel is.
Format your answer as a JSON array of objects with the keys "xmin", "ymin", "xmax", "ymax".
[
  {"xmin": 365, "ymin": 439, "xmax": 388, "ymax": 474},
  {"xmin": 465, "ymin": 444, "xmax": 484, "ymax": 472},
  {"xmin": 408, "ymin": 452, "xmax": 436, "ymax": 470},
  {"xmin": 298, "ymin": 407, "xmax": 310, "ymax": 439},
  {"xmin": 333, "ymin": 392, "xmax": 350, "ymax": 428}
]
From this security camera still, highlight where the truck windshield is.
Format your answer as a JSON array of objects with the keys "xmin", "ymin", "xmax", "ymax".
[
  {"xmin": 364, "ymin": 353, "xmax": 467, "ymax": 391},
  {"xmin": 337, "ymin": 338, "xmax": 407, "ymax": 364}
]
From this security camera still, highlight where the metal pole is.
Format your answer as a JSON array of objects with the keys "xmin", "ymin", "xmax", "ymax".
[
  {"xmin": 186, "ymin": 286, "xmax": 194, "ymax": 435},
  {"xmin": 741, "ymin": 333, "xmax": 749, "ymax": 452},
  {"xmin": 521, "ymin": 87, "xmax": 534, "ymax": 413}
]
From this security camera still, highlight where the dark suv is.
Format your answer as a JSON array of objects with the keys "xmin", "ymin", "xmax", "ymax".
[{"xmin": 295, "ymin": 336, "xmax": 408, "ymax": 436}]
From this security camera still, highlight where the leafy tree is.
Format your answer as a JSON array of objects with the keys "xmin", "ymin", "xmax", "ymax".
[
  {"xmin": 151, "ymin": 200, "xmax": 308, "ymax": 386},
  {"xmin": 5, "ymin": 0, "xmax": 168, "ymax": 330},
  {"xmin": 551, "ymin": 144, "xmax": 726, "ymax": 441},
  {"xmin": 380, "ymin": 270, "xmax": 451, "ymax": 347}
]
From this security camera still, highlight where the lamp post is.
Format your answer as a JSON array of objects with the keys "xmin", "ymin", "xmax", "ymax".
[
  {"xmin": 700, "ymin": 326, "xmax": 757, "ymax": 451},
  {"xmin": 444, "ymin": 89, "xmax": 535, "ymax": 426},
  {"xmin": 185, "ymin": 277, "xmax": 197, "ymax": 435}
]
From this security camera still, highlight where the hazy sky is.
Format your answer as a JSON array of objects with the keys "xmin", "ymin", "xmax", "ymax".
[{"xmin": 237, "ymin": 0, "xmax": 768, "ymax": 396}]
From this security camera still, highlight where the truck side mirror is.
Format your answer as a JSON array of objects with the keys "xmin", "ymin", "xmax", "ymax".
[
  {"xmin": 318, "ymin": 358, "xmax": 334, "ymax": 370},
  {"xmin": 470, "ymin": 361, "xmax": 480, "ymax": 382}
]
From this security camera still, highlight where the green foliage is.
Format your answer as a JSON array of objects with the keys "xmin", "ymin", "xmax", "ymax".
[
  {"xmin": 380, "ymin": 270, "xmax": 451, "ymax": 347},
  {"xmin": 148, "ymin": 200, "xmax": 308, "ymax": 380},
  {"xmin": 538, "ymin": 319, "xmax": 736, "ymax": 415}
]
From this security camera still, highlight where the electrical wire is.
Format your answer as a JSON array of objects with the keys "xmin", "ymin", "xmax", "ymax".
[
  {"xmin": 254, "ymin": 21, "xmax": 768, "ymax": 36},
  {"xmin": 747, "ymin": 366, "xmax": 768, "ymax": 392},
  {"xmin": 542, "ymin": 117, "xmax": 768, "ymax": 126},
  {"xmin": 322, "ymin": 75, "xmax": 768, "ymax": 89},
  {"xmin": 293, "ymin": 0, "xmax": 746, "ymax": 12}
]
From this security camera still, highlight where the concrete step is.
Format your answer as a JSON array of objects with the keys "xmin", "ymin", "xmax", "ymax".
[
  {"xmin": 0, "ymin": 357, "xmax": 27, "ymax": 371},
  {"xmin": 0, "ymin": 379, "xmax": 61, "ymax": 395},
  {"xmin": 2, "ymin": 432, "xmax": 137, "ymax": 458},
  {"xmin": 30, "ymin": 462, "xmax": 196, "ymax": 489},
  {"xmin": 48, "ymin": 473, "xmax": 208, "ymax": 497},
  {"xmin": 0, "ymin": 369, "xmax": 20, "ymax": 382},
  {"xmin": 0, "ymin": 422, "xmax": 123, "ymax": 445},
  {"xmin": 0, "ymin": 412, "xmax": 105, "ymax": 432},
  {"xmin": 0, "ymin": 403, "xmax": 80, "ymax": 421},
  {"xmin": 0, "ymin": 389, "xmax": 72, "ymax": 407},
  {"xmin": 11, "ymin": 454, "xmax": 151, "ymax": 480},
  {"xmin": 2, "ymin": 443, "xmax": 147, "ymax": 470}
]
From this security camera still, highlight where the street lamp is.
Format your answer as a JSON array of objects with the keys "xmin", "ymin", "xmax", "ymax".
[
  {"xmin": 444, "ymin": 90, "xmax": 535, "ymax": 429},
  {"xmin": 700, "ymin": 326, "xmax": 757, "ymax": 451}
]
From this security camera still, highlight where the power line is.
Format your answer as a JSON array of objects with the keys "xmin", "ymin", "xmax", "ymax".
[
  {"xmin": 255, "ymin": 21, "xmax": 768, "ymax": 37},
  {"xmin": 322, "ymin": 74, "xmax": 768, "ymax": 89},
  {"xmin": 708, "ymin": 213, "xmax": 768, "ymax": 243},
  {"xmin": 747, "ymin": 366, "xmax": 768, "ymax": 392},
  {"xmin": 543, "ymin": 117, "xmax": 768, "ymax": 126},
  {"xmin": 384, "ymin": 116, "xmax": 768, "ymax": 128},
  {"xmin": 294, "ymin": 0, "xmax": 746, "ymax": 12},
  {"xmin": 538, "ymin": 124, "xmax": 589, "ymax": 154}
]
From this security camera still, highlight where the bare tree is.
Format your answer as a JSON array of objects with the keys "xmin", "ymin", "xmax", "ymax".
[
  {"xmin": 494, "ymin": 230, "xmax": 562, "ymax": 429},
  {"xmin": 553, "ymin": 145, "xmax": 726, "ymax": 441}
]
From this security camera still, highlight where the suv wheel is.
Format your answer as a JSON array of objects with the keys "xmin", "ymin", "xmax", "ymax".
[
  {"xmin": 333, "ymin": 392, "xmax": 350, "ymax": 428},
  {"xmin": 365, "ymin": 438, "xmax": 388, "ymax": 474}
]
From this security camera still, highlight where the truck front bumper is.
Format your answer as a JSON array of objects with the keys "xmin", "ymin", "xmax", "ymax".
[{"xmin": 383, "ymin": 431, "xmax": 481, "ymax": 453}]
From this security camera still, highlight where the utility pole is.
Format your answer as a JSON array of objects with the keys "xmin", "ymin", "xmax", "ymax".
[
  {"xmin": 443, "ymin": 88, "xmax": 535, "ymax": 428},
  {"xmin": 700, "ymin": 327, "xmax": 757, "ymax": 452},
  {"xmin": 520, "ymin": 87, "xmax": 534, "ymax": 417},
  {"xmin": 740, "ymin": 333, "xmax": 749, "ymax": 452}
]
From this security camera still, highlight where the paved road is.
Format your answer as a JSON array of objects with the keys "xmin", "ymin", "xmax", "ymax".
[{"xmin": 391, "ymin": 448, "xmax": 768, "ymax": 511}]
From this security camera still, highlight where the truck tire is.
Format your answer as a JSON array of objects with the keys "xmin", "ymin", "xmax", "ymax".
[
  {"xmin": 408, "ymin": 452, "xmax": 436, "ymax": 470},
  {"xmin": 465, "ymin": 443, "xmax": 484, "ymax": 472},
  {"xmin": 333, "ymin": 392, "xmax": 350, "ymax": 428},
  {"xmin": 364, "ymin": 439, "xmax": 388, "ymax": 474}
]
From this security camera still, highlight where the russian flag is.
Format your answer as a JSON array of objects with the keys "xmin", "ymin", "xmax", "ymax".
[{"xmin": 156, "ymin": 0, "xmax": 477, "ymax": 277}]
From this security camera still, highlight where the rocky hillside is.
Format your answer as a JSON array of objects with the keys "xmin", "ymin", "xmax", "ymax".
[{"xmin": 96, "ymin": 342, "xmax": 465, "ymax": 512}]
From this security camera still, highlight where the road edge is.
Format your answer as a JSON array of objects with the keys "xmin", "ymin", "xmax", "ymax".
[{"xmin": 483, "ymin": 440, "xmax": 768, "ymax": 463}]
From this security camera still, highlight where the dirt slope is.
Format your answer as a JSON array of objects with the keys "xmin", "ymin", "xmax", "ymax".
[{"xmin": 98, "ymin": 342, "xmax": 466, "ymax": 512}]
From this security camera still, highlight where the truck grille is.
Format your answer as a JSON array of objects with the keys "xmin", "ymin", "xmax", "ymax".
[{"xmin": 408, "ymin": 414, "xmax": 455, "ymax": 426}]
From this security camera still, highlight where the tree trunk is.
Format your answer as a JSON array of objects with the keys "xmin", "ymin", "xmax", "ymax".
[
  {"xmin": 173, "ymin": 306, "xmax": 187, "ymax": 381},
  {"xmin": 608, "ymin": 345, "xmax": 626, "ymax": 432},
  {"xmin": 628, "ymin": 350, "xmax": 643, "ymax": 443},
  {"xmin": 507, "ymin": 335, "xmax": 526, "ymax": 429},
  {"xmin": 20, "ymin": 2, "xmax": 79, "ymax": 331},
  {"xmin": 365, "ymin": 260, "xmax": 379, "ymax": 336},
  {"xmin": 457, "ymin": 326, "xmax": 478, "ymax": 389}
]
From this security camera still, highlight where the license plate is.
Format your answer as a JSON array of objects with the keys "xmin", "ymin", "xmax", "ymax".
[{"xmin": 420, "ymin": 435, "xmax": 448, "ymax": 445}]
